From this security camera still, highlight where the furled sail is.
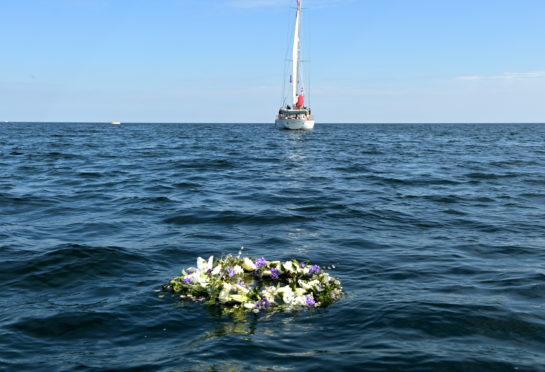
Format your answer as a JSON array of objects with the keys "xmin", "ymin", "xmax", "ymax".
[{"xmin": 292, "ymin": 0, "xmax": 301, "ymax": 106}]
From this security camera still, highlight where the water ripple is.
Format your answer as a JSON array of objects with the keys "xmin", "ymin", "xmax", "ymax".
[{"xmin": 1, "ymin": 123, "xmax": 545, "ymax": 371}]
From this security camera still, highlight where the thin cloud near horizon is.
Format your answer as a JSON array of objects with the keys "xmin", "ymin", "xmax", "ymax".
[{"xmin": 457, "ymin": 71, "xmax": 545, "ymax": 81}]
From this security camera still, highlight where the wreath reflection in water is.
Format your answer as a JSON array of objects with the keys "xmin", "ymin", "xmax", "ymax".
[{"xmin": 162, "ymin": 252, "xmax": 344, "ymax": 314}]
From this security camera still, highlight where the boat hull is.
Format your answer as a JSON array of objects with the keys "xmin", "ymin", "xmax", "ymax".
[{"xmin": 275, "ymin": 119, "xmax": 315, "ymax": 130}]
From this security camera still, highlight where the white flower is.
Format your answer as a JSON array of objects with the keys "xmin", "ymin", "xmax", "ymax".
[
  {"xmin": 283, "ymin": 292, "xmax": 295, "ymax": 304},
  {"xmin": 196, "ymin": 256, "xmax": 214, "ymax": 272},
  {"xmin": 277, "ymin": 285, "xmax": 294, "ymax": 304},
  {"xmin": 308, "ymin": 279, "xmax": 323, "ymax": 291},
  {"xmin": 242, "ymin": 257, "xmax": 256, "ymax": 271},
  {"xmin": 187, "ymin": 272, "xmax": 208, "ymax": 286},
  {"xmin": 261, "ymin": 286, "xmax": 277, "ymax": 303},
  {"xmin": 235, "ymin": 283, "xmax": 249, "ymax": 294},
  {"xmin": 211, "ymin": 264, "xmax": 222, "ymax": 276},
  {"xmin": 295, "ymin": 287, "xmax": 306, "ymax": 296},
  {"xmin": 196, "ymin": 257, "xmax": 207, "ymax": 272},
  {"xmin": 233, "ymin": 265, "xmax": 244, "ymax": 275},
  {"xmin": 283, "ymin": 261, "xmax": 295, "ymax": 273},
  {"xmin": 293, "ymin": 295, "xmax": 308, "ymax": 307},
  {"xmin": 244, "ymin": 302, "xmax": 256, "ymax": 309},
  {"xmin": 298, "ymin": 279, "xmax": 312, "ymax": 290},
  {"xmin": 276, "ymin": 285, "xmax": 291, "ymax": 295},
  {"xmin": 218, "ymin": 283, "xmax": 233, "ymax": 303},
  {"xmin": 229, "ymin": 294, "xmax": 246, "ymax": 303}
]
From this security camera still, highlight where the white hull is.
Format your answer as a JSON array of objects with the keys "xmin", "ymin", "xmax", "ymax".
[{"xmin": 275, "ymin": 119, "xmax": 315, "ymax": 130}]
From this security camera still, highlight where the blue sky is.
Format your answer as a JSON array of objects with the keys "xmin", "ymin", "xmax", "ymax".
[{"xmin": 1, "ymin": 0, "xmax": 544, "ymax": 123}]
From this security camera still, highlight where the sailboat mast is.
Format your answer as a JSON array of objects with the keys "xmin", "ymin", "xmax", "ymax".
[{"xmin": 292, "ymin": 0, "xmax": 301, "ymax": 106}]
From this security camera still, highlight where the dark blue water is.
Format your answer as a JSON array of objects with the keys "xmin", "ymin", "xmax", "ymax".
[{"xmin": 1, "ymin": 122, "xmax": 545, "ymax": 371}]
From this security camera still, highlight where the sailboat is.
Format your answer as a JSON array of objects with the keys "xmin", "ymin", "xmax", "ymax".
[{"xmin": 275, "ymin": 0, "xmax": 315, "ymax": 130}]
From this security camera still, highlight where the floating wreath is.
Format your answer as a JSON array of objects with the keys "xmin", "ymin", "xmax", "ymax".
[{"xmin": 162, "ymin": 254, "xmax": 344, "ymax": 313}]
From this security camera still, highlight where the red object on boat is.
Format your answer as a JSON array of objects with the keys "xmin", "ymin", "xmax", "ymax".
[{"xmin": 296, "ymin": 94, "xmax": 304, "ymax": 108}]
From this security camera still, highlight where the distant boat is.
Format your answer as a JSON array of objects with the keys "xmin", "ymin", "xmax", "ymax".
[
  {"xmin": 275, "ymin": 0, "xmax": 314, "ymax": 130},
  {"xmin": 110, "ymin": 121, "xmax": 121, "ymax": 125}
]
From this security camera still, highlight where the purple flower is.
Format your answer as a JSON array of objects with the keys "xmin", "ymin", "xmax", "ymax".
[
  {"xmin": 227, "ymin": 268, "xmax": 236, "ymax": 278},
  {"xmin": 183, "ymin": 276, "xmax": 193, "ymax": 284},
  {"xmin": 270, "ymin": 268, "xmax": 280, "ymax": 279},
  {"xmin": 309, "ymin": 265, "xmax": 321, "ymax": 275},
  {"xmin": 256, "ymin": 257, "xmax": 267, "ymax": 268},
  {"xmin": 256, "ymin": 297, "xmax": 271, "ymax": 309},
  {"xmin": 300, "ymin": 263, "xmax": 306, "ymax": 268},
  {"xmin": 306, "ymin": 295, "xmax": 316, "ymax": 307}
]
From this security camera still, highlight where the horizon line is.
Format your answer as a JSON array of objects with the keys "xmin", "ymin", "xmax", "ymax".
[{"xmin": 3, "ymin": 121, "xmax": 545, "ymax": 125}]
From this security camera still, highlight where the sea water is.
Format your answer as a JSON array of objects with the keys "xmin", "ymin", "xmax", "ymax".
[{"xmin": 1, "ymin": 123, "xmax": 545, "ymax": 371}]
